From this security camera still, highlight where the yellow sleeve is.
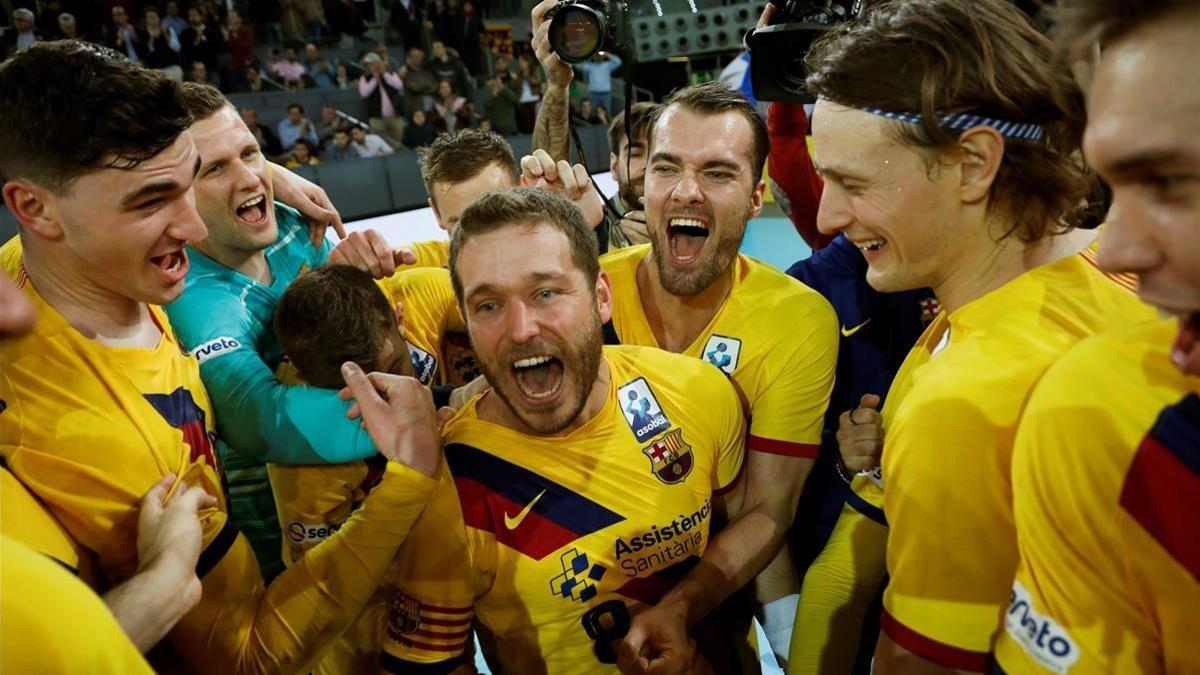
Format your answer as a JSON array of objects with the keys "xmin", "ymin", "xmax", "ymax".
[
  {"xmin": 0, "ymin": 535, "xmax": 154, "ymax": 675},
  {"xmin": 267, "ymin": 461, "xmax": 374, "ymax": 566},
  {"xmin": 790, "ymin": 502, "xmax": 889, "ymax": 674},
  {"xmin": 381, "ymin": 461, "xmax": 479, "ymax": 670},
  {"xmin": 880, "ymin": 388, "xmax": 1016, "ymax": 669},
  {"xmin": 746, "ymin": 298, "xmax": 837, "ymax": 459},
  {"xmin": 708, "ymin": 368, "xmax": 747, "ymax": 493},
  {"xmin": 0, "ymin": 467, "xmax": 99, "ymax": 584},
  {"xmin": 164, "ymin": 460, "xmax": 437, "ymax": 674},
  {"xmin": 405, "ymin": 239, "xmax": 451, "ymax": 269}
]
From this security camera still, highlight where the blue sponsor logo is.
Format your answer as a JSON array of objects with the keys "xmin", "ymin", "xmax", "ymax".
[{"xmin": 617, "ymin": 377, "xmax": 670, "ymax": 443}]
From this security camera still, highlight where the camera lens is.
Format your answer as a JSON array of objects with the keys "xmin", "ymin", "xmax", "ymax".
[{"xmin": 549, "ymin": 3, "xmax": 606, "ymax": 63}]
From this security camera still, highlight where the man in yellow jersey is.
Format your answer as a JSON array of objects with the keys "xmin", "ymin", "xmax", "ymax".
[
  {"xmin": 363, "ymin": 187, "xmax": 756, "ymax": 674},
  {"xmin": 802, "ymin": 0, "xmax": 1157, "ymax": 671},
  {"xmin": 0, "ymin": 41, "xmax": 442, "ymax": 673},
  {"xmin": 0, "ymin": 273, "xmax": 207, "ymax": 672},
  {"xmin": 994, "ymin": 1, "xmax": 1200, "ymax": 672},
  {"xmin": 559, "ymin": 80, "xmax": 837, "ymax": 670}
]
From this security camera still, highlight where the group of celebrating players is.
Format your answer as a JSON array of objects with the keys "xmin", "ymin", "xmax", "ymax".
[{"xmin": 0, "ymin": 0, "xmax": 1195, "ymax": 673}]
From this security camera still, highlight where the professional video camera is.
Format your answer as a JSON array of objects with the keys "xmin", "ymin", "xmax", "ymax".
[
  {"xmin": 546, "ymin": 0, "xmax": 632, "ymax": 64},
  {"xmin": 747, "ymin": 0, "xmax": 863, "ymax": 102}
]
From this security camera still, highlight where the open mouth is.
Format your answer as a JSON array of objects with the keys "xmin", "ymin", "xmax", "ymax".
[
  {"xmin": 235, "ymin": 194, "xmax": 269, "ymax": 227},
  {"xmin": 511, "ymin": 354, "xmax": 564, "ymax": 402},
  {"xmin": 150, "ymin": 249, "xmax": 188, "ymax": 280},
  {"xmin": 854, "ymin": 238, "xmax": 887, "ymax": 254},
  {"xmin": 667, "ymin": 217, "xmax": 709, "ymax": 264}
]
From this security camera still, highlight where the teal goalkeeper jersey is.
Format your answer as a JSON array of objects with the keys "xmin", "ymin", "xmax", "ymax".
[{"xmin": 164, "ymin": 203, "xmax": 379, "ymax": 577}]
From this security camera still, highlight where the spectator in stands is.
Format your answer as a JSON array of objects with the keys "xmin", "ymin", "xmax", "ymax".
[
  {"xmin": 104, "ymin": 5, "xmax": 142, "ymax": 62},
  {"xmin": 493, "ymin": 54, "xmax": 517, "ymax": 85},
  {"xmin": 315, "ymin": 104, "xmax": 343, "ymax": 147},
  {"xmin": 325, "ymin": 128, "xmax": 358, "ymax": 161},
  {"xmin": 326, "ymin": 0, "xmax": 367, "ymax": 45},
  {"xmin": 34, "ymin": 0, "xmax": 65, "ymax": 36},
  {"xmin": 162, "ymin": 0, "xmax": 188, "ymax": 36},
  {"xmin": 517, "ymin": 65, "xmax": 542, "ymax": 133},
  {"xmin": 278, "ymin": 103, "xmax": 320, "ymax": 153},
  {"xmin": 594, "ymin": 105, "xmax": 610, "ymax": 125},
  {"xmin": 269, "ymin": 47, "xmax": 307, "ymax": 90},
  {"xmin": 189, "ymin": 60, "xmax": 213, "ymax": 86},
  {"xmin": 334, "ymin": 62, "xmax": 353, "ymax": 89},
  {"xmin": 389, "ymin": 0, "xmax": 424, "ymax": 52},
  {"xmin": 240, "ymin": 66, "xmax": 267, "ymax": 92},
  {"xmin": 401, "ymin": 47, "xmax": 439, "ymax": 115},
  {"xmin": 55, "ymin": 12, "xmax": 85, "ymax": 41},
  {"xmin": 403, "ymin": 109, "xmax": 438, "ymax": 149},
  {"xmin": 3, "ymin": 8, "xmax": 40, "ymax": 58},
  {"xmin": 375, "ymin": 45, "xmax": 403, "ymax": 72},
  {"xmin": 180, "ymin": 7, "xmax": 221, "ymax": 79},
  {"xmin": 430, "ymin": 40, "xmax": 473, "ymax": 97},
  {"xmin": 350, "ymin": 126, "xmax": 396, "ymax": 157},
  {"xmin": 360, "ymin": 51, "xmax": 407, "ymax": 142},
  {"xmin": 457, "ymin": 99, "xmax": 483, "ymax": 129},
  {"xmin": 304, "ymin": 43, "xmax": 336, "ymax": 89},
  {"xmin": 142, "ymin": 6, "xmax": 184, "ymax": 80},
  {"xmin": 483, "ymin": 73, "xmax": 520, "ymax": 136},
  {"xmin": 281, "ymin": 0, "xmax": 324, "ymax": 43},
  {"xmin": 429, "ymin": 0, "xmax": 461, "ymax": 51},
  {"xmin": 285, "ymin": 138, "xmax": 321, "ymax": 168},
  {"xmin": 241, "ymin": 106, "xmax": 284, "ymax": 156},
  {"xmin": 460, "ymin": 1, "xmax": 486, "ymax": 75},
  {"xmin": 431, "ymin": 78, "xmax": 467, "ymax": 132},
  {"xmin": 575, "ymin": 52, "xmax": 621, "ymax": 115},
  {"xmin": 221, "ymin": 8, "xmax": 255, "ymax": 89},
  {"xmin": 571, "ymin": 97, "xmax": 594, "ymax": 125}
]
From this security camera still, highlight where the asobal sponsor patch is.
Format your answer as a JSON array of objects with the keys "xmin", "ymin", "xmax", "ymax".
[
  {"xmin": 1004, "ymin": 581, "xmax": 1079, "ymax": 673},
  {"xmin": 192, "ymin": 336, "xmax": 243, "ymax": 364}
]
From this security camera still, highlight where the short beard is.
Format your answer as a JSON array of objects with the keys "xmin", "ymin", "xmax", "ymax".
[
  {"xmin": 651, "ymin": 220, "xmax": 745, "ymax": 297},
  {"xmin": 618, "ymin": 177, "xmax": 642, "ymax": 212},
  {"xmin": 477, "ymin": 305, "xmax": 604, "ymax": 435}
]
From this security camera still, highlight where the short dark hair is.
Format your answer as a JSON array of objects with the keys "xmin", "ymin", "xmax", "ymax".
[
  {"xmin": 646, "ymin": 81, "xmax": 769, "ymax": 180},
  {"xmin": 0, "ymin": 41, "xmax": 191, "ymax": 192},
  {"xmin": 805, "ymin": 0, "xmax": 1089, "ymax": 241},
  {"xmin": 288, "ymin": 103, "xmax": 303, "ymax": 113},
  {"xmin": 608, "ymin": 101, "xmax": 660, "ymax": 153},
  {"xmin": 417, "ymin": 128, "xmax": 518, "ymax": 205},
  {"xmin": 293, "ymin": 138, "xmax": 314, "ymax": 152},
  {"xmin": 449, "ymin": 188, "xmax": 599, "ymax": 304},
  {"xmin": 1054, "ymin": 0, "xmax": 1199, "ymax": 50},
  {"xmin": 274, "ymin": 265, "xmax": 397, "ymax": 389},
  {"xmin": 178, "ymin": 81, "xmax": 230, "ymax": 121}
]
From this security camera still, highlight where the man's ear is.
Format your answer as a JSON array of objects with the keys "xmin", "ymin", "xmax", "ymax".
[
  {"xmin": 955, "ymin": 126, "xmax": 1005, "ymax": 206},
  {"xmin": 609, "ymin": 151, "xmax": 619, "ymax": 178},
  {"xmin": 748, "ymin": 179, "xmax": 766, "ymax": 220},
  {"xmin": 595, "ymin": 269, "xmax": 613, "ymax": 325},
  {"xmin": 3, "ymin": 180, "xmax": 64, "ymax": 242}
]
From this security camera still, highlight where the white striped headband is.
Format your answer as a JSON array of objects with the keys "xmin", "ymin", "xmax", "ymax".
[{"xmin": 819, "ymin": 97, "xmax": 1046, "ymax": 141}]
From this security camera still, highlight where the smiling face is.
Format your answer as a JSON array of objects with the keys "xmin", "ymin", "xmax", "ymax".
[
  {"xmin": 18, "ymin": 133, "xmax": 207, "ymax": 305},
  {"xmin": 643, "ymin": 105, "xmax": 764, "ymax": 296},
  {"xmin": 456, "ymin": 221, "xmax": 611, "ymax": 434},
  {"xmin": 189, "ymin": 107, "xmax": 276, "ymax": 258},
  {"xmin": 1086, "ymin": 10, "xmax": 1200, "ymax": 371},
  {"xmin": 812, "ymin": 99, "xmax": 966, "ymax": 294}
]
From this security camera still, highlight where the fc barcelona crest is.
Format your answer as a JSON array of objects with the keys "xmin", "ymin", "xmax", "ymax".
[
  {"xmin": 386, "ymin": 591, "xmax": 423, "ymax": 639},
  {"xmin": 642, "ymin": 429, "xmax": 694, "ymax": 484}
]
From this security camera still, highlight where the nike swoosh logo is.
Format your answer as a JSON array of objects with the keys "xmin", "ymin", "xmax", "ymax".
[
  {"xmin": 504, "ymin": 489, "xmax": 547, "ymax": 530},
  {"xmin": 841, "ymin": 319, "xmax": 871, "ymax": 337}
]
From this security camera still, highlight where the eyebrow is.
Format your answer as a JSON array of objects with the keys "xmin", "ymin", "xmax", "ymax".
[
  {"xmin": 813, "ymin": 162, "xmax": 870, "ymax": 182},
  {"xmin": 119, "ymin": 155, "xmax": 200, "ymax": 208},
  {"xmin": 463, "ymin": 271, "xmax": 571, "ymax": 304},
  {"xmin": 1103, "ymin": 149, "xmax": 1190, "ymax": 176},
  {"xmin": 649, "ymin": 151, "xmax": 743, "ymax": 173}
]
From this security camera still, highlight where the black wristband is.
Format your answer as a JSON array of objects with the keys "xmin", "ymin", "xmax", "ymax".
[{"xmin": 834, "ymin": 456, "xmax": 856, "ymax": 486}]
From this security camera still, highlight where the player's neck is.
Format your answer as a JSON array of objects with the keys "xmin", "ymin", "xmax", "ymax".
[
  {"xmin": 637, "ymin": 256, "xmax": 733, "ymax": 353},
  {"xmin": 933, "ymin": 219, "xmax": 1097, "ymax": 315},
  {"xmin": 22, "ymin": 251, "xmax": 159, "ymax": 346},
  {"xmin": 193, "ymin": 239, "xmax": 272, "ymax": 284}
]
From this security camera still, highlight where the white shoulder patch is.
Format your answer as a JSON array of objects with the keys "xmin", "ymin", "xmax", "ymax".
[{"xmin": 192, "ymin": 336, "xmax": 244, "ymax": 365}]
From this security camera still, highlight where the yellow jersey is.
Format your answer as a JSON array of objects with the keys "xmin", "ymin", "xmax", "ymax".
[
  {"xmin": 381, "ymin": 345, "xmax": 753, "ymax": 674},
  {"xmin": 877, "ymin": 248, "xmax": 1155, "ymax": 669},
  {"xmin": 601, "ymin": 245, "xmax": 838, "ymax": 458},
  {"xmin": 994, "ymin": 318, "xmax": 1200, "ymax": 674},
  {"xmin": 0, "ymin": 238, "xmax": 438, "ymax": 674},
  {"xmin": 0, "ymin": 534, "xmax": 153, "ymax": 675},
  {"xmin": 407, "ymin": 238, "xmax": 451, "ymax": 269},
  {"xmin": 1, "ymin": 465, "xmax": 101, "ymax": 587}
]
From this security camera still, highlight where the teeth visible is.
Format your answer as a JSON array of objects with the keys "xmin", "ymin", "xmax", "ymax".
[
  {"xmin": 513, "ymin": 355, "xmax": 553, "ymax": 369},
  {"xmin": 238, "ymin": 195, "xmax": 265, "ymax": 210},
  {"xmin": 856, "ymin": 239, "xmax": 886, "ymax": 251},
  {"xmin": 669, "ymin": 218, "xmax": 707, "ymax": 230}
]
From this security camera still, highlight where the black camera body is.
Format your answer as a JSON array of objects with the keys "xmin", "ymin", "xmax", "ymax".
[
  {"xmin": 747, "ymin": 0, "xmax": 861, "ymax": 103},
  {"xmin": 547, "ymin": 0, "xmax": 631, "ymax": 65}
]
